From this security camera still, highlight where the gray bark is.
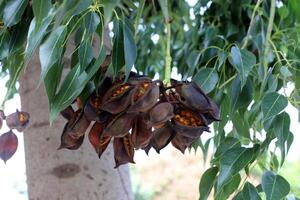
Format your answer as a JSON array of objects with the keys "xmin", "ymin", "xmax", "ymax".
[{"xmin": 19, "ymin": 53, "xmax": 133, "ymax": 200}]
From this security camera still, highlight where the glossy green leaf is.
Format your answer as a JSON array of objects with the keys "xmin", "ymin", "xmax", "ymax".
[
  {"xmin": 49, "ymin": 47, "xmax": 106, "ymax": 121},
  {"xmin": 229, "ymin": 46, "xmax": 256, "ymax": 87},
  {"xmin": 25, "ymin": 9, "xmax": 56, "ymax": 62},
  {"xmin": 83, "ymin": 12, "xmax": 100, "ymax": 34},
  {"xmin": 215, "ymin": 174, "xmax": 241, "ymax": 200},
  {"xmin": 217, "ymin": 146, "xmax": 257, "ymax": 190},
  {"xmin": 262, "ymin": 171, "xmax": 290, "ymax": 200},
  {"xmin": 112, "ymin": 19, "xmax": 125, "ymax": 76},
  {"xmin": 3, "ymin": 0, "xmax": 28, "ymax": 27},
  {"xmin": 233, "ymin": 182, "xmax": 261, "ymax": 200},
  {"xmin": 123, "ymin": 17, "xmax": 137, "ymax": 81},
  {"xmin": 280, "ymin": 66, "xmax": 292, "ymax": 78},
  {"xmin": 44, "ymin": 60, "xmax": 63, "ymax": 103},
  {"xmin": 39, "ymin": 25, "xmax": 67, "ymax": 80},
  {"xmin": 78, "ymin": 40, "xmax": 93, "ymax": 72},
  {"xmin": 199, "ymin": 167, "xmax": 218, "ymax": 200},
  {"xmin": 32, "ymin": 0, "xmax": 52, "ymax": 28},
  {"xmin": 261, "ymin": 92, "xmax": 288, "ymax": 121},
  {"xmin": 193, "ymin": 68, "xmax": 218, "ymax": 93},
  {"xmin": 214, "ymin": 137, "xmax": 241, "ymax": 160},
  {"xmin": 102, "ymin": 0, "xmax": 121, "ymax": 24},
  {"xmin": 187, "ymin": 50, "xmax": 201, "ymax": 77},
  {"xmin": 272, "ymin": 112, "xmax": 290, "ymax": 166}
]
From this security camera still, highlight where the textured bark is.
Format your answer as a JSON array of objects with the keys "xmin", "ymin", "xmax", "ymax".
[{"xmin": 19, "ymin": 54, "xmax": 133, "ymax": 200}]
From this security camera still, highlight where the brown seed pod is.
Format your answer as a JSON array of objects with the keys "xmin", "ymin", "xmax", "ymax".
[
  {"xmin": 148, "ymin": 102, "xmax": 174, "ymax": 128},
  {"xmin": 66, "ymin": 109, "xmax": 90, "ymax": 139},
  {"xmin": 113, "ymin": 134, "xmax": 135, "ymax": 168},
  {"xmin": 0, "ymin": 118, "xmax": 2, "ymax": 130},
  {"xmin": 203, "ymin": 100, "xmax": 221, "ymax": 124},
  {"xmin": 60, "ymin": 106, "xmax": 75, "ymax": 120},
  {"xmin": 0, "ymin": 130, "xmax": 18, "ymax": 163},
  {"xmin": 128, "ymin": 82, "xmax": 160, "ymax": 113},
  {"xmin": 88, "ymin": 122, "xmax": 111, "ymax": 158},
  {"xmin": 177, "ymin": 82, "xmax": 212, "ymax": 112},
  {"xmin": 131, "ymin": 115, "xmax": 152, "ymax": 149},
  {"xmin": 149, "ymin": 122, "xmax": 175, "ymax": 153},
  {"xmin": 6, "ymin": 110, "xmax": 30, "ymax": 132},
  {"xmin": 171, "ymin": 134, "xmax": 197, "ymax": 154},
  {"xmin": 58, "ymin": 123, "xmax": 84, "ymax": 150},
  {"xmin": 172, "ymin": 109, "xmax": 209, "ymax": 138},
  {"xmin": 84, "ymin": 94, "xmax": 103, "ymax": 121},
  {"xmin": 102, "ymin": 112, "xmax": 137, "ymax": 137},
  {"xmin": 101, "ymin": 83, "xmax": 134, "ymax": 114}
]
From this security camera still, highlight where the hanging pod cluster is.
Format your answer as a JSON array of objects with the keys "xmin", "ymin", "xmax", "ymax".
[{"xmin": 59, "ymin": 73, "xmax": 220, "ymax": 167}]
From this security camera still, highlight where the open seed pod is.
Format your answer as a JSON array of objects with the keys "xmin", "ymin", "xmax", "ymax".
[
  {"xmin": 101, "ymin": 83, "xmax": 134, "ymax": 114},
  {"xmin": 149, "ymin": 122, "xmax": 175, "ymax": 153},
  {"xmin": 6, "ymin": 110, "xmax": 30, "ymax": 132},
  {"xmin": 202, "ymin": 100, "xmax": 221, "ymax": 124},
  {"xmin": 102, "ymin": 112, "xmax": 137, "ymax": 137},
  {"xmin": 171, "ymin": 134, "xmax": 197, "ymax": 153},
  {"xmin": 131, "ymin": 115, "xmax": 152, "ymax": 149},
  {"xmin": 113, "ymin": 134, "xmax": 135, "ymax": 168},
  {"xmin": 148, "ymin": 102, "xmax": 174, "ymax": 129},
  {"xmin": 88, "ymin": 122, "xmax": 111, "ymax": 158},
  {"xmin": 84, "ymin": 94, "xmax": 103, "ymax": 121},
  {"xmin": 62, "ymin": 109, "xmax": 90, "ymax": 139},
  {"xmin": 172, "ymin": 109, "xmax": 209, "ymax": 138},
  {"xmin": 58, "ymin": 123, "xmax": 85, "ymax": 150},
  {"xmin": 0, "ymin": 130, "xmax": 18, "ymax": 163},
  {"xmin": 60, "ymin": 106, "xmax": 75, "ymax": 120},
  {"xmin": 127, "ymin": 81, "xmax": 160, "ymax": 113}
]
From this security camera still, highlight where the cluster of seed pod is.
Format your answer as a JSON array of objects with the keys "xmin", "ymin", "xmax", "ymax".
[
  {"xmin": 0, "ymin": 110, "xmax": 30, "ymax": 163},
  {"xmin": 60, "ymin": 73, "xmax": 220, "ymax": 167}
]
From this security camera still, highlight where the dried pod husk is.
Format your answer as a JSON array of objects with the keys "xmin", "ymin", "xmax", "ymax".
[
  {"xmin": 101, "ymin": 83, "xmax": 134, "ymax": 114},
  {"xmin": 128, "ymin": 82, "xmax": 160, "ymax": 113},
  {"xmin": 0, "ymin": 110, "xmax": 5, "ymax": 119},
  {"xmin": 67, "ymin": 109, "xmax": 90, "ymax": 139},
  {"xmin": 131, "ymin": 116, "xmax": 152, "ymax": 149},
  {"xmin": 177, "ymin": 82, "xmax": 212, "ymax": 112},
  {"xmin": 173, "ymin": 109, "xmax": 209, "ymax": 138},
  {"xmin": 171, "ymin": 134, "xmax": 197, "ymax": 153},
  {"xmin": 102, "ymin": 112, "xmax": 137, "ymax": 137},
  {"xmin": 88, "ymin": 122, "xmax": 111, "ymax": 158},
  {"xmin": 84, "ymin": 94, "xmax": 103, "ymax": 121},
  {"xmin": 60, "ymin": 106, "xmax": 75, "ymax": 120},
  {"xmin": 113, "ymin": 134, "xmax": 135, "ymax": 168},
  {"xmin": 58, "ymin": 123, "xmax": 84, "ymax": 150},
  {"xmin": 149, "ymin": 122, "xmax": 175, "ymax": 153},
  {"xmin": 142, "ymin": 144, "xmax": 152, "ymax": 155},
  {"xmin": 203, "ymin": 100, "xmax": 221, "ymax": 124},
  {"xmin": 148, "ymin": 102, "xmax": 174, "ymax": 128},
  {"xmin": 6, "ymin": 110, "xmax": 30, "ymax": 132},
  {"xmin": 0, "ymin": 130, "xmax": 18, "ymax": 163}
]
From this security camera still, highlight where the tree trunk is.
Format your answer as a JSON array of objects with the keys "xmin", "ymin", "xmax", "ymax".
[{"xmin": 19, "ymin": 54, "xmax": 133, "ymax": 200}]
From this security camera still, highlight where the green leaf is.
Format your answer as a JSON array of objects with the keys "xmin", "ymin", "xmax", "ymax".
[
  {"xmin": 25, "ymin": 9, "xmax": 56, "ymax": 62},
  {"xmin": 83, "ymin": 12, "xmax": 100, "ymax": 34},
  {"xmin": 78, "ymin": 40, "xmax": 93, "ymax": 72},
  {"xmin": 112, "ymin": 19, "xmax": 125, "ymax": 76},
  {"xmin": 44, "ymin": 60, "xmax": 63, "ymax": 104},
  {"xmin": 32, "ymin": 0, "xmax": 52, "ymax": 28},
  {"xmin": 261, "ymin": 92, "xmax": 288, "ymax": 121},
  {"xmin": 232, "ymin": 111, "xmax": 250, "ymax": 139},
  {"xmin": 158, "ymin": 0, "xmax": 170, "ymax": 20},
  {"xmin": 229, "ymin": 46, "xmax": 256, "ymax": 87},
  {"xmin": 278, "ymin": 5, "xmax": 289, "ymax": 20},
  {"xmin": 215, "ymin": 174, "xmax": 241, "ymax": 200},
  {"xmin": 102, "ymin": 0, "xmax": 121, "ymax": 24},
  {"xmin": 193, "ymin": 68, "xmax": 219, "ymax": 93},
  {"xmin": 50, "ymin": 47, "xmax": 106, "ymax": 121},
  {"xmin": 217, "ymin": 146, "xmax": 258, "ymax": 190},
  {"xmin": 3, "ymin": 0, "xmax": 28, "ymax": 27},
  {"xmin": 187, "ymin": 50, "xmax": 201, "ymax": 77},
  {"xmin": 39, "ymin": 25, "xmax": 67, "ymax": 80},
  {"xmin": 214, "ymin": 137, "xmax": 241, "ymax": 160},
  {"xmin": 123, "ymin": 17, "xmax": 137, "ymax": 81},
  {"xmin": 241, "ymin": 182, "xmax": 261, "ymax": 200},
  {"xmin": 199, "ymin": 167, "xmax": 219, "ymax": 200},
  {"xmin": 262, "ymin": 171, "xmax": 290, "ymax": 200},
  {"xmin": 272, "ymin": 112, "xmax": 290, "ymax": 166}
]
